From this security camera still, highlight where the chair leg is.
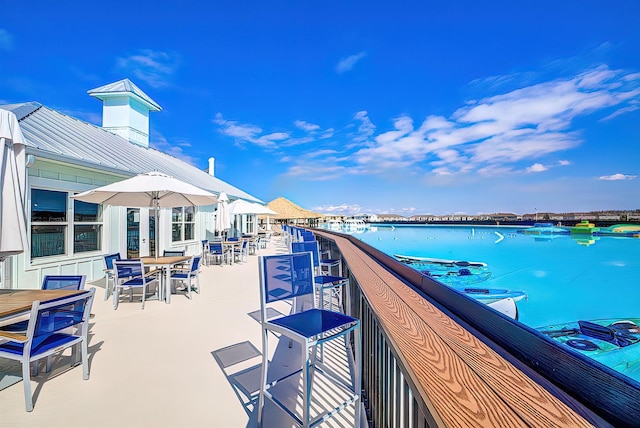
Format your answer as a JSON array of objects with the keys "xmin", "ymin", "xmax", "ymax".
[
  {"xmin": 303, "ymin": 342, "xmax": 311, "ymax": 427},
  {"xmin": 104, "ymin": 276, "xmax": 110, "ymax": 301},
  {"xmin": 257, "ymin": 327, "xmax": 269, "ymax": 427},
  {"xmin": 82, "ymin": 337, "xmax": 89, "ymax": 380},
  {"xmin": 141, "ymin": 286, "xmax": 146, "ymax": 310},
  {"xmin": 354, "ymin": 325, "xmax": 362, "ymax": 427},
  {"xmin": 22, "ymin": 358, "xmax": 33, "ymax": 412},
  {"xmin": 113, "ymin": 287, "xmax": 119, "ymax": 310}
]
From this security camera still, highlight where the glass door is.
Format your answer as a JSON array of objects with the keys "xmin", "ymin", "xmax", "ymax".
[
  {"xmin": 127, "ymin": 208, "xmax": 140, "ymax": 258},
  {"xmin": 127, "ymin": 208, "xmax": 155, "ymax": 258}
]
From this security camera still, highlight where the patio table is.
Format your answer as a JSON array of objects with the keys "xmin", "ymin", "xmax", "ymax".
[
  {"xmin": 140, "ymin": 255, "xmax": 191, "ymax": 304},
  {"xmin": 0, "ymin": 289, "xmax": 88, "ymax": 324}
]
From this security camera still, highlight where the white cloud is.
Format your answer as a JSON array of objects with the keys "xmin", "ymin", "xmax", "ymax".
[
  {"xmin": 319, "ymin": 128, "xmax": 335, "ymax": 139},
  {"xmin": 116, "ymin": 49, "xmax": 181, "ymax": 88},
  {"xmin": 346, "ymin": 65, "xmax": 640, "ymax": 178},
  {"xmin": 0, "ymin": 29, "xmax": 13, "ymax": 51},
  {"xmin": 599, "ymin": 173, "xmax": 637, "ymax": 181},
  {"xmin": 526, "ymin": 163, "xmax": 548, "ymax": 173},
  {"xmin": 352, "ymin": 111, "xmax": 376, "ymax": 144},
  {"xmin": 294, "ymin": 120, "xmax": 320, "ymax": 132},
  {"xmin": 316, "ymin": 204, "xmax": 363, "ymax": 214},
  {"xmin": 336, "ymin": 52, "xmax": 367, "ymax": 73},
  {"xmin": 215, "ymin": 65, "xmax": 640, "ymax": 183}
]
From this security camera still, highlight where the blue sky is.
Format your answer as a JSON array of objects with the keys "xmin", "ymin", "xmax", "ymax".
[{"xmin": 1, "ymin": 1, "xmax": 639, "ymax": 216}]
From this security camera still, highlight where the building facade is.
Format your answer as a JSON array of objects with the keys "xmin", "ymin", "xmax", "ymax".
[{"xmin": 1, "ymin": 79, "xmax": 260, "ymax": 289}]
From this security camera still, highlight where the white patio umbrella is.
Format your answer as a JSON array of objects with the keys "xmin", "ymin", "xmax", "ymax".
[
  {"xmin": 228, "ymin": 199, "xmax": 277, "ymax": 215},
  {"xmin": 0, "ymin": 109, "xmax": 29, "ymax": 260},
  {"xmin": 213, "ymin": 192, "xmax": 231, "ymax": 236},
  {"xmin": 72, "ymin": 171, "xmax": 218, "ymax": 256}
]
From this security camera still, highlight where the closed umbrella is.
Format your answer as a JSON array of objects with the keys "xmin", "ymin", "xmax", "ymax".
[
  {"xmin": 214, "ymin": 192, "xmax": 231, "ymax": 237},
  {"xmin": 0, "ymin": 109, "xmax": 28, "ymax": 260},
  {"xmin": 72, "ymin": 171, "xmax": 218, "ymax": 256}
]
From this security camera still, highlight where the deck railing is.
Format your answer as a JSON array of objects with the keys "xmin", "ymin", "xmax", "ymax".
[{"xmin": 315, "ymin": 229, "xmax": 639, "ymax": 427}]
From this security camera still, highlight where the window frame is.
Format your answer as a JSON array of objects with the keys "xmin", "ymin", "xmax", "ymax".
[
  {"xmin": 171, "ymin": 206, "xmax": 196, "ymax": 242},
  {"xmin": 30, "ymin": 187, "xmax": 104, "ymax": 261}
]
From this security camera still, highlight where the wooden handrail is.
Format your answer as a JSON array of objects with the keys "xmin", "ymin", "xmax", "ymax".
[{"xmin": 316, "ymin": 230, "xmax": 595, "ymax": 427}]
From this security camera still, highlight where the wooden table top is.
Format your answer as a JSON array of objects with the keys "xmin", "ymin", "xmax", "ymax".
[
  {"xmin": 139, "ymin": 255, "xmax": 191, "ymax": 265},
  {"xmin": 0, "ymin": 289, "xmax": 87, "ymax": 320}
]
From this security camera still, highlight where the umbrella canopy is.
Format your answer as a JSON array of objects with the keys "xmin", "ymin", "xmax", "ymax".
[
  {"xmin": 0, "ymin": 109, "xmax": 29, "ymax": 260},
  {"xmin": 72, "ymin": 171, "xmax": 218, "ymax": 208},
  {"xmin": 266, "ymin": 196, "xmax": 324, "ymax": 220},
  {"xmin": 228, "ymin": 199, "xmax": 277, "ymax": 215},
  {"xmin": 72, "ymin": 172, "xmax": 218, "ymax": 256},
  {"xmin": 214, "ymin": 191, "xmax": 231, "ymax": 234}
]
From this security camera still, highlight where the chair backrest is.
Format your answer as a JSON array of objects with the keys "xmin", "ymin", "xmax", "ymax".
[
  {"xmin": 26, "ymin": 288, "xmax": 95, "ymax": 348},
  {"xmin": 259, "ymin": 252, "xmax": 315, "ymax": 304},
  {"xmin": 191, "ymin": 256, "xmax": 202, "ymax": 272},
  {"xmin": 163, "ymin": 250, "xmax": 185, "ymax": 257},
  {"xmin": 114, "ymin": 260, "xmax": 144, "ymax": 279},
  {"xmin": 228, "ymin": 237, "xmax": 239, "ymax": 242},
  {"xmin": 41, "ymin": 275, "xmax": 86, "ymax": 291},
  {"xmin": 291, "ymin": 241, "xmax": 320, "ymax": 269},
  {"xmin": 103, "ymin": 253, "xmax": 121, "ymax": 270},
  {"xmin": 209, "ymin": 242, "xmax": 223, "ymax": 253}
]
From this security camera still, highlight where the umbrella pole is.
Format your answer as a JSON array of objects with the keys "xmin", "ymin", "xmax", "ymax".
[{"xmin": 154, "ymin": 197, "xmax": 159, "ymax": 258}]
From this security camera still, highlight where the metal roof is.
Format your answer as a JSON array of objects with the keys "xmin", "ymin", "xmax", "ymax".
[
  {"xmin": 0, "ymin": 102, "xmax": 261, "ymax": 203},
  {"xmin": 87, "ymin": 79, "xmax": 161, "ymax": 111}
]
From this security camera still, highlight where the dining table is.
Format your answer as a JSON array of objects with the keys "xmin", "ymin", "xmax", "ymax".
[
  {"xmin": 0, "ymin": 289, "xmax": 88, "ymax": 324},
  {"xmin": 140, "ymin": 255, "xmax": 191, "ymax": 304}
]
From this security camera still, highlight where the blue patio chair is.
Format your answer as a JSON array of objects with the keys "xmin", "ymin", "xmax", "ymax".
[
  {"xmin": 163, "ymin": 249, "xmax": 185, "ymax": 257},
  {"xmin": 201, "ymin": 240, "xmax": 209, "ymax": 265},
  {"xmin": 208, "ymin": 241, "xmax": 230, "ymax": 265},
  {"xmin": 41, "ymin": 275, "xmax": 86, "ymax": 290},
  {"xmin": 103, "ymin": 253, "xmax": 122, "ymax": 300},
  {"xmin": 233, "ymin": 240, "xmax": 249, "ymax": 263},
  {"xmin": 257, "ymin": 252, "xmax": 361, "ymax": 427},
  {"xmin": 112, "ymin": 260, "xmax": 159, "ymax": 310},
  {"xmin": 0, "ymin": 288, "xmax": 96, "ymax": 412},
  {"xmin": 291, "ymin": 241, "xmax": 349, "ymax": 313},
  {"xmin": 170, "ymin": 256, "xmax": 202, "ymax": 300}
]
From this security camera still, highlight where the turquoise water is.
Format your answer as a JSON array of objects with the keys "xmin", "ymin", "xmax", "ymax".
[{"xmin": 349, "ymin": 224, "xmax": 640, "ymax": 330}]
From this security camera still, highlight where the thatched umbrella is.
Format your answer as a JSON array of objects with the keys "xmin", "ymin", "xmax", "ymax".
[{"xmin": 265, "ymin": 197, "xmax": 324, "ymax": 224}]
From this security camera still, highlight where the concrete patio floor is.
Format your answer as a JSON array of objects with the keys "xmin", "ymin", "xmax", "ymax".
[{"xmin": 0, "ymin": 237, "xmax": 360, "ymax": 427}]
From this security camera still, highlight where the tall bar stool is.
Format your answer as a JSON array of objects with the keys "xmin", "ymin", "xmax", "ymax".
[{"xmin": 257, "ymin": 252, "xmax": 361, "ymax": 427}]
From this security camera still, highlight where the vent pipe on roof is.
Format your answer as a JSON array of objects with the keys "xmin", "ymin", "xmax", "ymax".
[{"xmin": 208, "ymin": 157, "xmax": 215, "ymax": 176}]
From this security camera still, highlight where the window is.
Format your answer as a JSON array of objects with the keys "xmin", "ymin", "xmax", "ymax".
[
  {"xmin": 31, "ymin": 188, "xmax": 103, "ymax": 259},
  {"xmin": 172, "ymin": 206, "xmax": 195, "ymax": 242},
  {"xmin": 73, "ymin": 200, "xmax": 102, "ymax": 253},
  {"xmin": 31, "ymin": 189, "xmax": 67, "ymax": 258}
]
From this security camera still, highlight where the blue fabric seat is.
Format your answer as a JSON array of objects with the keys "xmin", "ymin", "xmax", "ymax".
[
  {"xmin": 0, "ymin": 288, "xmax": 95, "ymax": 411},
  {"xmin": 257, "ymin": 252, "xmax": 361, "ymax": 427}
]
